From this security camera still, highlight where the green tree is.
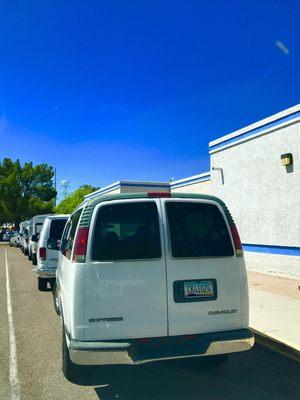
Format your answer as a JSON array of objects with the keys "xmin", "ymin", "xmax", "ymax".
[
  {"xmin": 0, "ymin": 158, "xmax": 56, "ymax": 227},
  {"xmin": 55, "ymin": 185, "xmax": 98, "ymax": 214}
]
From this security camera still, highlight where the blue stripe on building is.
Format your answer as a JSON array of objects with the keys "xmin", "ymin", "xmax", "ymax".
[
  {"xmin": 242, "ymin": 243, "xmax": 300, "ymax": 256},
  {"xmin": 170, "ymin": 174, "xmax": 211, "ymax": 189},
  {"xmin": 210, "ymin": 111, "xmax": 300, "ymax": 151}
]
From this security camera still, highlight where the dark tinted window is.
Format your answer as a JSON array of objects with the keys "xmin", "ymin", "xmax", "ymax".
[
  {"xmin": 166, "ymin": 202, "xmax": 233, "ymax": 258},
  {"xmin": 49, "ymin": 219, "xmax": 68, "ymax": 240},
  {"xmin": 92, "ymin": 202, "xmax": 161, "ymax": 261}
]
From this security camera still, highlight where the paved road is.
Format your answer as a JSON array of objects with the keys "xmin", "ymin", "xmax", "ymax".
[{"xmin": 1, "ymin": 245, "xmax": 300, "ymax": 400}]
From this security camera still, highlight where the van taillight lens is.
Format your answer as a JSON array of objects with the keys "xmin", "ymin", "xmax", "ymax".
[
  {"xmin": 230, "ymin": 224, "xmax": 243, "ymax": 257},
  {"xmin": 39, "ymin": 247, "xmax": 46, "ymax": 260},
  {"xmin": 72, "ymin": 227, "xmax": 89, "ymax": 263}
]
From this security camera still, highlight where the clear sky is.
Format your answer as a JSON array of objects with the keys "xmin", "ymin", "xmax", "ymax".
[{"xmin": 1, "ymin": 1, "xmax": 299, "ymax": 200}]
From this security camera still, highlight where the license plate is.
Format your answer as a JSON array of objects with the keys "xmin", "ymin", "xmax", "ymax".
[{"xmin": 184, "ymin": 280, "xmax": 214, "ymax": 298}]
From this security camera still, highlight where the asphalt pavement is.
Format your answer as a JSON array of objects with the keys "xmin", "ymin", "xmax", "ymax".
[{"xmin": 1, "ymin": 245, "xmax": 300, "ymax": 400}]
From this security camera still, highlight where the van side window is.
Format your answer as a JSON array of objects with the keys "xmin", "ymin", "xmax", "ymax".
[
  {"xmin": 65, "ymin": 209, "xmax": 83, "ymax": 259},
  {"xmin": 92, "ymin": 202, "xmax": 161, "ymax": 261},
  {"xmin": 166, "ymin": 202, "xmax": 234, "ymax": 258}
]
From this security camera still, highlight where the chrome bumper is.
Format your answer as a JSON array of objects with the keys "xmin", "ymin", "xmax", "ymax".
[
  {"xmin": 69, "ymin": 329, "xmax": 254, "ymax": 366},
  {"xmin": 36, "ymin": 269, "xmax": 56, "ymax": 279}
]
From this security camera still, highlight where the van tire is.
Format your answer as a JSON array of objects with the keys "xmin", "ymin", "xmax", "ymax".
[
  {"xmin": 62, "ymin": 325, "xmax": 77, "ymax": 381},
  {"xmin": 38, "ymin": 278, "xmax": 48, "ymax": 291},
  {"xmin": 32, "ymin": 255, "xmax": 37, "ymax": 265},
  {"xmin": 52, "ymin": 284, "xmax": 60, "ymax": 316}
]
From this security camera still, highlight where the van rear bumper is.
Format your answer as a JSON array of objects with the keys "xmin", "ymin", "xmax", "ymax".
[
  {"xmin": 69, "ymin": 329, "xmax": 254, "ymax": 366},
  {"xmin": 36, "ymin": 269, "xmax": 56, "ymax": 279}
]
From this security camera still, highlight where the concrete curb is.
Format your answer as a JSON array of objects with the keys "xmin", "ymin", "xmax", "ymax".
[{"xmin": 251, "ymin": 328, "xmax": 300, "ymax": 363}]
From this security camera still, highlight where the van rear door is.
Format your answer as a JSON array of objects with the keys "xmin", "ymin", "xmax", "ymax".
[
  {"xmin": 46, "ymin": 219, "xmax": 68, "ymax": 268},
  {"xmin": 161, "ymin": 199, "xmax": 243, "ymax": 336},
  {"xmin": 84, "ymin": 199, "xmax": 168, "ymax": 341}
]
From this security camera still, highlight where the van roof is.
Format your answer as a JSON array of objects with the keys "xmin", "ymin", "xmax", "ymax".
[{"xmin": 76, "ymin": 192, "xmax": 234, "ymax": 228}]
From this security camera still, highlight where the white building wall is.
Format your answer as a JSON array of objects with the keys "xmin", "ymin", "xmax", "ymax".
[
  {"xmin": 171, "ymin": 180, "xmax": 211, "ymax": 194},
  {"xmin": 210, "ymin": 119, "xmax": 300, "ymax": 247},
  {"xmin": 210, "ymin": 107, "xmax": 300, "ymax": 278}
]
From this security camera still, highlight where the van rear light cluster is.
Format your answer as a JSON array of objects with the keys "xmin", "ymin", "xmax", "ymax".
[
  {"xmin": 39, "ymin": 247, "xmax": 46, "ymax": 260},
  {"xmin": 72, "ymin": 227, "xmax": 89, "ymax": 263},
  {"xmin": 230, "ymin": 224, "xmax": 243, "ymax": 257},
  {"xmin": 147, "ymin": 192, "xmax": 171, "ymax": 198}
]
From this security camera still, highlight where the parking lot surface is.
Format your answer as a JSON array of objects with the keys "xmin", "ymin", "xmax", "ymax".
[{"xmin": 1, "ymin": 246, "xmax": 300, "ymax": 400}]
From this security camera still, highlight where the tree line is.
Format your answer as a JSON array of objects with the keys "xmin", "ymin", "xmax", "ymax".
[{"xmin": 0, "ymin": 158, "xmax": 97, "ymax": 228}]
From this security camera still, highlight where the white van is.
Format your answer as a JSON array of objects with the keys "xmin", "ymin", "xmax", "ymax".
[
  {"xmin": 37, "ymin": 215, "xmax": 69, "ymax": 291},
  {"xmin": 54, "ymin": 192, "xmax": 254, "ymax": 380},
  {"xmin": 28, "ymin": 214, "xmax": 51, "ymax": 265}
]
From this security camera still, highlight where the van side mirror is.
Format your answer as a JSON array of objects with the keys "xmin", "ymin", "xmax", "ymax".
[{"xmin": 32, "ymin": 234, "xmax": 38, "ymax": 242}]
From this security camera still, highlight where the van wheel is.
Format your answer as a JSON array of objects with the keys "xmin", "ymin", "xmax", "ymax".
[
  {"xmin": 52, "ymin": 284, "xmax": 60, "ymax": 316},
  {"xmin": 205, "ymin": 354, "xmax": 229, "ymax": 366},
  {"xmin": 62, "ymin": 325, "xmax": 77, "ymax": 381},
  {"xmin": 38, "ymin": 278, "xmax": 48, "ymax": 291},
  {"xmin": 32, "ymin": 255, "xmax": 37, "ymax": 266}
]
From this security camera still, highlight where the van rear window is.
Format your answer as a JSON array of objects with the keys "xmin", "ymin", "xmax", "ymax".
[
  {"xmin": 166, "ymin": 202, "xmax": 234, "ymax": 258},
  {"xmin": 49, "ymin": 219, "xmax": 68, "ymax": 240},
  {"xmin": 92, "ymin": 202, "xmax": 161, "ymax": 261}
]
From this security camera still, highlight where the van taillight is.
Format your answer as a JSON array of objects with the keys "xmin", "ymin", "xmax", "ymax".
[
  {"xmin": 39, "ymin": 247, "xmax": 46, "ymax": 260},
  {"xmin": 230, "ymin": 224, "xmax": 243, "ymax": 257},
  {"xmin": 72, "ymin": 227, "xmax": 89, "ymax": 263},
  {"xmin": 147, "ymin": 192, "xmax": 171, "ymax": 198}
]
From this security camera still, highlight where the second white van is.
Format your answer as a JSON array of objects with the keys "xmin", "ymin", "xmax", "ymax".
[{"xmin": 37, "ymin": 215, "xmax": 69, "ymax": 291}]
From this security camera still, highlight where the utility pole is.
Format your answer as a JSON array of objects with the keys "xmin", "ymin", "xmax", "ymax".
[
  {"xmin": 60, "ymin": 179, "xmax": 71, "ymax": 200},
  {"xmin": 54, "ymin": 167, "xmax": 57, "ymax": 207}
]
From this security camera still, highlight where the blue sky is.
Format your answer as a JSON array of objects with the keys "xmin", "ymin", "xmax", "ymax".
[{"xmin": 0, "ymin": 1, "xmax": 299, "ymax": 200}]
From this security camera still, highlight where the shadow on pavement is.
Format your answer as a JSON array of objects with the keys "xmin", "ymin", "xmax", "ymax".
[{"xmin": 69, "ymin": 344, "xmax": 300, "ymax": 400}]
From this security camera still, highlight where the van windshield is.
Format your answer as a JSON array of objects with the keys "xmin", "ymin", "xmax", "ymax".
[
  {"xmin": 92, "ymin": 202, "xmax": 161, "ymax": 261},
  {"xmin": 49, "ymin": 219, "xmax": 68, "ymax": 240},
  {"xmin": 166, "ymin": 202, "xmax": 234, "ymax": 258}
]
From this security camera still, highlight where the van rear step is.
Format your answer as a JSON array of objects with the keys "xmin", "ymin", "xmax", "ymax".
[{"xmin": 69, "ymin": 329, "xmax": 254, "ymax": 365}]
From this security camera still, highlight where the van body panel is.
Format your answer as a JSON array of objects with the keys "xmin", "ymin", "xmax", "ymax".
[
  {"xmin": 83, "ymin": 199, "xmax": 168, "ymax": 340},
  {"xmin": 57, "ymin": 255, "xmax": 86, "ymax": 340},
  {"xmin": 160, "ymin": 198, "xmax": 243, "ymax": 335}
]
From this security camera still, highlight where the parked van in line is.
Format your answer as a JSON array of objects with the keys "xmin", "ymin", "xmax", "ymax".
[
  {"xmin": 37, "ymin": 215, "xmax": 69, "ymax": 291},
  {"xmin": 28, "ymin": 214, "xmax": 52, "ymax": 265},
  {"xmin": 54, "ymin": 192, "xmax": 254, "ymax": 380},
  {"xmin": 10, "ymin": 232, "xmax": 20, "ymax": 247},
  {"xmin": 19, "ymin": 220, "xmax": 30, "ymax": 254}
]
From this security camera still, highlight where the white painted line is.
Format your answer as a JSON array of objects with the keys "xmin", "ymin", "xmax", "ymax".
[{"xmin": 5, "ymin": 249, "xmax": 21, "ymax": 400}]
